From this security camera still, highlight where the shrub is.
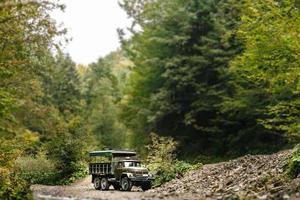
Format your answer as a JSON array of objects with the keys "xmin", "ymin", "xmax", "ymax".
[
  {"xmin": 15, "ymin": 156, "xmax": 56, "ymax": 184},
  {"xmin": 146, "ymin": 133, "xmax": 202, "ymax": 187},
  {"xmin": 59, "ymin": 161, "xmax": 88, "ymax": 185},
  {"xmin": 287, "ymin": 144, "xmax": 300, "ymax": 178},
  {"xmin": 0, "ymin": 168, "xmax": 32, "ymax": 200},
  {"xmin": 173, "ymin": 160, "xmax": 202, "ymax": 178},
  {"xmin": 190, "ymin": 154, "xmax": 226, "ymax": 164},
  {"xmin": 146, "ymin": 133, "xmax": 177, "ymax": 186}
]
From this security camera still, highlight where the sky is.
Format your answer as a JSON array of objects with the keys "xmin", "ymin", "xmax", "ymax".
[{"xmin": 52, "ymin": 0, "xmax": 132, "ymax": 65}]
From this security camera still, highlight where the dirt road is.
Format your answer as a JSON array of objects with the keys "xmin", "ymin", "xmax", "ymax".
[
  {"xmin": 32, "ymin": 176, "xmax": 142, "ymax": 200},
  {"xmin": 31, "ymin": 176, "xmax": 197, "ymax": 200}
]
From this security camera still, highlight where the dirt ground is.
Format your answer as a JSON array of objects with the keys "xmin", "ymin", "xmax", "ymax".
[{"xmin": 31, "ymin": 176, "xmax": 197, "ymax": 200}]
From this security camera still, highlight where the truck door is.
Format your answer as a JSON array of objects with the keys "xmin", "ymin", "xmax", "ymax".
[{"xmin": 115, "ymin": 162, "xmax": 123, "ymax": 180}]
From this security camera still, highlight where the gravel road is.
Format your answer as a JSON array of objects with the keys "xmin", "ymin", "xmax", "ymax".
[
  {"xmin": 31, "ymin": 176, "xmax": 197, "ymax": 200},
  {"xmin": 32, "ymin": 176, "xmax": 142, "ymax": 200}
]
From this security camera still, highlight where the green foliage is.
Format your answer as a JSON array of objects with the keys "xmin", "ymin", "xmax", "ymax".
[
  {"xmin": 146, "ymin": 133, "xmax": 176, "ymax": 186},
  {"xmin": 287, "ymin": 145, "xmax": 300, "ymax": 178},
  {"xmin": 15, "ymin": 156, "xmax": 56, "ymax": 184},
  {"xmin": 173, "ymin": 160, "xmax": 202, "ymax": 176},
  {"xmin": 81, "ymin": 51, "xmax": 131, "ymax": 149},
  {"xmin": 1, "ymin": 0, "xmax": 300, "ymax": 198},
  {"xmin": 146, "ymin": 133, "xmax": 177, "ymax": 186},
  {"xmin": 46, "ymin": 130, "xmax": 88, "ymax": 184},
  {"xmin": 0, "ymin": 170, "xmax": 32, "ymax": 200},
  {"xmin": 120, "ymin": 0, "xmax": 300, "ymax": 159},
  {"xmin": 229, "ymin": 0, "xmax": 300, "ymax": 137},
  {"xmin": 0, "ymin": 1, "xmax": 93, "ymax": 198},
  {"xmin": 50, "ymin": 53, "xmax": 82, "ymax": 115},
  {"xmin": 59, "ymin": 162, "xmax": 88, "ymax": 185},
  {"xmin": 119, "ymin": 0, "xmax": 247, "ymax": 156},
  {"xmin": 187, "ymin": 154, "xmax": 225, "ymax": 165},
  {"xmin": 146, "ymin": 133, "xmax": 202, "ymax": 187}
]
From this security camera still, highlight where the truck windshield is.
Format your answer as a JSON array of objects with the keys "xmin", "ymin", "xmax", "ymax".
[{"xmin": 124, "ymin": 161, "xmax": 141, "ymax": 167}]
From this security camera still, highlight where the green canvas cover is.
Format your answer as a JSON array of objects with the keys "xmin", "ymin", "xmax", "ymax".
[{"xmin": 89, "ymin": 150, "xmax": 137, "ymax": 158}]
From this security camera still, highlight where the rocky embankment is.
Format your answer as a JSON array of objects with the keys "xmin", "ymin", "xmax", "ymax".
[
  {"xmin": 148, "ymin": 150, "xmax": 300, "ymax": 200},
  {"xmin": 33, "ymin": 150, "xmax": 300, "ymax": 200}
]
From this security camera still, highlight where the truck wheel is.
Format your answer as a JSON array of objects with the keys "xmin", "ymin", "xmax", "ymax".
[
  {"xmin": 100, "ymin": 177, "xmax": 110, "ymax": 190},
  {"xmin": 94, "ymin": 177, "xmax": 101, "ymax": 190},
  {"xmin": 121, "ymin": 177, "xmax": 132, "ymax": 191},
  {"xmin": 141, "ymin": 182, "xmax": 152, "ymax": 191}
]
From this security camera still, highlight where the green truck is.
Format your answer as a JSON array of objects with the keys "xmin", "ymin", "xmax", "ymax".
[{"xmin": 89, "ymin": 150, "xmax": 154, "ymax": 191}]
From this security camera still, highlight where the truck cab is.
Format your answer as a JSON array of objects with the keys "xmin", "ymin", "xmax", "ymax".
[{"xmin": 89, "ymin": 150, "xmax": 154, "ymax": 191}]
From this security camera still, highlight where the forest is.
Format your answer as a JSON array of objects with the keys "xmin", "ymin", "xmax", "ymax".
[{"xmin": 1, "ymin": 0, "xmax": 300, "ymax": 199}]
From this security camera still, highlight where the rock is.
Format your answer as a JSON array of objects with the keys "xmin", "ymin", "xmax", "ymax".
[
  {"xmin": 283, "ymin": 194, "xmax": 290, "ymax": 199},
  {"xmin": 258, "ymin": 194, "xmax": 268, "ymax": 200}
]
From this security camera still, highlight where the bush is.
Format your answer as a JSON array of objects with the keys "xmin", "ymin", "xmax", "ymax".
[
  {"xmin": 0, "ymin": 169, "xmax": 32, "ymax": 200},
  {"xmin": 190, "ymin": 154, "xmax": 226, "ymax": 164},
  {"xmin": 15, "ymin": 156, "xmax": 56, "ymax": 184},
  {"xmin": 287, "ymin": 144, "xmax": 300, "ymax": 178},
  {"xmin": 173, "ymin": 160, "xmax": 202, "ymax": 178},
  {"xmin": 59, "ymin": 161, "xmax": 88, "ymax": 185},
  {"xmin": 46, "ymin": 130, "xmax": 89, "ymax": 184},
  {"xmin": 146, "ymin": 133, "xmax": 202, "ymax": 187},
  {"xmin": 146, "ymin": 133, "xmax": 177, "ymax": 186},
  {"xmin": 15, "ymin": 155, "xmax": 88, "ymax": 185}
]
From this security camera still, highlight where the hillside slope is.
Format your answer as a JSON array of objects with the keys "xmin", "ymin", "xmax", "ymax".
[{"xmin": 149, "ymin": 151, "xmax": 300, "ymax": 200}]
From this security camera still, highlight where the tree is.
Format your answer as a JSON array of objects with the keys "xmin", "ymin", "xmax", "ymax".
[
  {"xmin": 228, "ymin": 0, "xmax": 300, "ymax": 137},
  {"xmin": 119, "ymin": 0, "xmax": 243, "ymax": 156},
  {"xmin": 0, "ymin": 1, "xmax": 66, "ymax": 198},
  {"xmin": 51, "ymin": 53, "xmax": 82, "ymax": 115},
  {"xmin": 82, "ymin": 51, "xmax": 130, "ymax": 149}
]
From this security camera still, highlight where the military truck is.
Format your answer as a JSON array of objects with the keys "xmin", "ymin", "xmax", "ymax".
[{"xmin": 89, "ymin": 150, "xmax": 154, "ymax": 191}]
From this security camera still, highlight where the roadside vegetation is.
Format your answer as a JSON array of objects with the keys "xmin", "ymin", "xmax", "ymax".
[
  {"xmin": 146, "ymin": 133, "xmax": 202, "ymax": 187},
  {"xmin": 1, "ymin": 0, "xmax": 300, "ymax": 199},
  {"xmin": 287, "ymin": 145, "xmax": 300, "ymax": 178}
]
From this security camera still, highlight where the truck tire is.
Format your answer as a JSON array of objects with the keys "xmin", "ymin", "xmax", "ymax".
[
  {"xmin": 100, "ymin": 177, "xmax": 110, "ymax": 190},
  {"xmin": 121, "ymin": 177, "xmax": 132, "ymax": 191},
  {"xmin": 94, "ymin": 177, "xmax": 101, "ymax": 190},
  {"xmin": 141, "ymin": 182, "xmax": 152, "ymax": 191}
]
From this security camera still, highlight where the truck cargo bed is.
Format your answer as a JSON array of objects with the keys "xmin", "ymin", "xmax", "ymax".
[{"xmin": 89, "ymin": 163, "xmax": 112, "ymax": 175}]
